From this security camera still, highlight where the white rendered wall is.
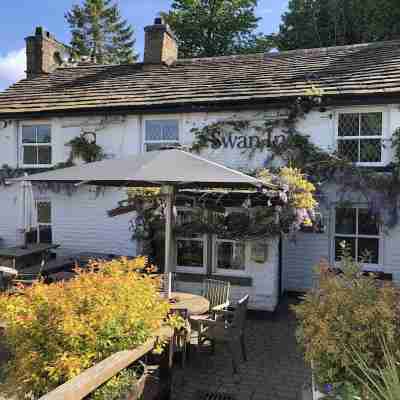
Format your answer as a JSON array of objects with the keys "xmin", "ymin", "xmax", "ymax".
[{"xmin": 1, "ymin": 104, "xmax": 400, "ymax": 299}]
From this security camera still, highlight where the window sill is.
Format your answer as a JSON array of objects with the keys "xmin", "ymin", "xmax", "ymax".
[{"xmin": 176, "ymin": 272, "xmax": 253, "ymax": 287}]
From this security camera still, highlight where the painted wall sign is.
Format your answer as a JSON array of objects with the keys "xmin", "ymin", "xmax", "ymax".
[{"xmin": 207, "ymin": 131, "xmax": 286, "ymax": 150}]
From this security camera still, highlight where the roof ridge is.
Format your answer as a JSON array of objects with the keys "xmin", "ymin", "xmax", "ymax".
[
  {"xmin": 179, "ymin": 39, "xmax": 400, "ymax": 63},
  {"xmin": 52, "ymin": 39, "xmax": 400, "ymax": 70}
]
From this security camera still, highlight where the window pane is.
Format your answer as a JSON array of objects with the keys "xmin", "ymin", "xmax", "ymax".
[
  {"xmin": 22, "ymin": 126, "xmax": 36, "ymax": 143},
  {"xmin": 217, "ymin": 241, "xmax": 245, "ymax": 270},
  {"xmin": 360, "ymin": 139, "xmax": 381, "ymax": 162},
  {"xmin": 358, "ymin": 209, "xmax": 379, "ymax": 236},
  {"xmin": 145, "ymin": 142, "xmax": 179, "ymax": 152},
  {"xmin": 145, "ymin": 121, "xmax": 163, "ymax": 141},
  {"xmin": 145, "ymin": 120, "xmax": 179, "ymax": 141},
  {"xmin": 39, "ymin": 225, "xmax": 52, "ymax": 244},
  {"xmin": 358, "ymin": 238, "xmax": 379, "ymax": 264},
  {"xmin": 37, "ymin": 202, "xmax": 51, "ymax": 224},
  {"xmin": 177, "ymin": 239, "xmax": 204, "ymax": 267},
  {"xmin": 23, "ymin": 146, "xmax": 37, "ymax": 164},
  {"xmin": 338, "ymin": 114, "xmax": 359, "ymax": 137},
  {"xmin": 26, "ymin": 230, "xmax": 38, "ymax": 244},
  {"xmin": 338, "ymin": 139, "xmax": 358, "ymax": 162},
  {"xmin": 335, "ymin": 208, "xmax": 356, "ymax": 235},
  {"xmin": 335, "ymin": 237, "xmax": 356, "ymax": 261},
  {"xmin": 162, "ymin": 120, "xmax": 179, "ymax": 140},
  {"xmin": 37, "ymin": 125, "xmax": 51, "ymax": 143},
  {"xmin": 38, "ymin": 146, "xmax": 52, "ymax": 164},
  {"xmin": 361, "ymin": 113, "xmax": 382, "ymax": 136}
]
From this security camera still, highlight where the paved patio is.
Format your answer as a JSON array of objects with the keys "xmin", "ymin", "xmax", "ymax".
[{"xmin": 171, "ymin": 296, "xmax": 311, "ymax": 400}]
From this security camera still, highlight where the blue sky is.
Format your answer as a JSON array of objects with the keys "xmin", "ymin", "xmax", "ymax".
[{"xmin": 0, "ymin": 0, "xmax": 288, "ymax": 90}]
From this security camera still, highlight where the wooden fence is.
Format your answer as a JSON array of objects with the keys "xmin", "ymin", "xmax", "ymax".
[{"xmin": 38, "ymin": 326, "xmax": 174, "ymax": 400}]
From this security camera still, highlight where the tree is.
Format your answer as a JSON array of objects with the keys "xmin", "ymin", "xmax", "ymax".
[
  {"xmin": 277, "ymin": 0, "xmax": 400, "ymax": 51},
  {"xmin": 65, "ymin": 0, "xmax": 137, "ymax": 64},
  {"xmin": 164, "ymin": 0, "xmax": 274, "ymax": 58}
]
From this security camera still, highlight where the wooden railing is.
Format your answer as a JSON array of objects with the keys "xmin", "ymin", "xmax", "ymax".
[{"xmin": 38, "ymin": 326, "xmax": 174, "ymax": 400}]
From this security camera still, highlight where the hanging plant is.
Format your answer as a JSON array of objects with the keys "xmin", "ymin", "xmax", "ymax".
[{"xmin": 67, "ymin": 135, "xmax": 104, "ymax": 163}]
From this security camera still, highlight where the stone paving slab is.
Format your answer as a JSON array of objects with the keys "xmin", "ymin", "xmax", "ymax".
[{"xmin": 171, "ymin": 297, "xmax": 311, "ymax": 400}]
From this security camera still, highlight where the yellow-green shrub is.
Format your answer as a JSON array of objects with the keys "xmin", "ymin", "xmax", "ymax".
[
  {"xmin": 0, "ymin": 257, "xmax": 169, "ymax": 398},
  {"xmin": 293, "ymin": 250, "xmax": 400, "ymax": 387}
]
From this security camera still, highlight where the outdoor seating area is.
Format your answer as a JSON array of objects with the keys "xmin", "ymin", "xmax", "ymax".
[
  {"xmin": 171, "ymin": 296, "xmax": 310, "ymax": 400},
  {"xmin": 0, "ymin": 260, "xmax": 309, "ymax": 400}
]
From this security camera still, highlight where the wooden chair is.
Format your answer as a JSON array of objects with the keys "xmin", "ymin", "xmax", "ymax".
[
  {"xmin": 189, "ymin": 278, "xmax": 230, "ymax": 334},
  {"xmin": 199, "ymin": 294, "xmax": 249, "ymax": 374},
  {"xmin": 203, "ymin": 279, "xmax": 231, "ymax": 312}
]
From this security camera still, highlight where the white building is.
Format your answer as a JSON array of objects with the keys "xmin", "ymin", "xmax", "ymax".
[{"xmin": 1, "ymin": 21, "xmax": 400, "ymax": 310}]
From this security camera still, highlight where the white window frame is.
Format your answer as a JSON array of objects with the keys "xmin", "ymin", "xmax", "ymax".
[
  {"xmin": 36, "ymin": 200, "xmax": 52, "ymax": 244},
  {"xmin": 175, "ymin": 207, "xmax": 207, "ymax": 274},
  {"xmin": 212, "ymin": 237, "xmax": 249, "ymax": 277},
  {"xmin": 332, "ymin": 205, "xmax": 383, "ymax": 272},
  {"xmin": 335, "ymin": 107, "xmax": 389, "ymax": 167},
  {"xmin": 20, "ymin": 123, "xmax": 53, "ymax": 168},
  {"xmin": 142, "ymin": 117, "xmax": 181, "ymax": 153}
]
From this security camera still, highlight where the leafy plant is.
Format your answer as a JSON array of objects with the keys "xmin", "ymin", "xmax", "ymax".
[
  {"xmin": 67, "ymin": 135, "xmax": 104, "ymax": 163},
  {"xmin": 293, "ymin": 244, "xmax": 400, "ymax": 389},
  {"xmin": 89, "ymin": 364, "xmax": 143, "ymax": 400},
  {"xmin": 0, "ymin": 256, "xmax": 169, "ymax": 398},
  {"xmin": 350, "ymin": 337, "xmax": 400, "ymax": 400}
]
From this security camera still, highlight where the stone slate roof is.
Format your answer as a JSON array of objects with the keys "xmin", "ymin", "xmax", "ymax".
[{"xmin": 1, "ymin": 40, "xmax": 400, "ymax": 116}]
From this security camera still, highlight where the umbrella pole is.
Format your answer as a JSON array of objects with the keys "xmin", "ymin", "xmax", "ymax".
[{"xmin": 163, "ymin": 185, "xmax": 175, "ymax": 299}]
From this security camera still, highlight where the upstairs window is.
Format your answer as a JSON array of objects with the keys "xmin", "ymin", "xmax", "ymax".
[
  {"xmin": 22, "ymin": 125, "xmax": 52, "ymax": 166},
  {"xmin": 334, "ymin": 207, "xmax": 380, "ymax": 266},
  {"xmin": 337, "ymin": 112, "xmax": 383, "ymax": 164},
  {"xmin": 144, "ymin": 120, "xmax": 180, "ymax": 152}
]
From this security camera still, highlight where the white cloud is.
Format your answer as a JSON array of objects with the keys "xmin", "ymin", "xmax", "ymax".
[{"xmin": 0, "ymin": 48, "xmax": 26, "ymax": 91}]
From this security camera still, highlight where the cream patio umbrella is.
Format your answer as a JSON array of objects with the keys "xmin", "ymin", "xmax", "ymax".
[
  {"xmin": 18, "ymin": 174, "xmax": 38, "ymax": 248},
  {"xmin": 17, "ymin": 149, "xmax": 278, "ymax": 295}
]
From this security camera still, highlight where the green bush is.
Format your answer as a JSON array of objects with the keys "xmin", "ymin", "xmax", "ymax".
[
  {"xmin": 293, "ymin": 244, "xmax": 400, "ymax": 389},
  {"xmin": 0, "ymin": 257, "xmax": 170, "ymax": 399}
]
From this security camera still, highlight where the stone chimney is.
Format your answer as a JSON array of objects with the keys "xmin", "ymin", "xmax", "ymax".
[
  {"xmin": 25, "ymin": 26, "xmax": 67, "ymax": 79},
  {"xmin": 144, "ymin": 17, "xmax": 178, "ymax": 66}
]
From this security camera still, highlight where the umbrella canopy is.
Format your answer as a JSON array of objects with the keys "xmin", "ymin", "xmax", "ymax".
[
  {"xmin": 18, "ymin": 178, "xmax": 38, "ymax": 246},
  {"xmin": 17, "ymin": 149, "xmax": 279, "ymax": 292},
  {"xmin": 18, "ymin": 149, "xmax": 276, "ymax": 190}
]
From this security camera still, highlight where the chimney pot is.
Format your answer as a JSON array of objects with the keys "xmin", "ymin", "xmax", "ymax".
[{"xmin": 144, "ymin": 17, "xmax": 178, "ymax": 66}]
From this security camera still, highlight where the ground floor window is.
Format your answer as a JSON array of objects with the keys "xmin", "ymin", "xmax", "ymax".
[
  {"xmin": 334, "ymin": 206, "xmax": 380, "ymax": 265},
  {"xmin": 27, "ymin": 201, "xmax": 52, "ymax": 244},
  {"xmin": 177, "ymin": 238, "xmax": 205, "ymax": 268},
  {"xmin": 215, "ymin": 239, "xmax": 245, "ymax": 271},
  {"xmin": 176, "ymin": 208, "xmax": 249, "ymax": 275},
  {"xmin": 176, "ymin": 208, "xmax": 207, "ymax": 272}
]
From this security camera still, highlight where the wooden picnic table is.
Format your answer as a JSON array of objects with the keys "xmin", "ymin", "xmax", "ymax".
[
  {"xmin": 0, "ymin": 243, "xmax": 59, "ymax": 270},
  {"xmin": 169, "ymin": 292, "xmax": 209, "ymax": 316}
]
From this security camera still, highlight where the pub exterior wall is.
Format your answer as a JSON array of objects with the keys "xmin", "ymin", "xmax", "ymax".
[{"xmin": 0, "ymin": 104, "xmax": 399, "ymax": 308}]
